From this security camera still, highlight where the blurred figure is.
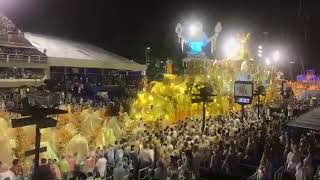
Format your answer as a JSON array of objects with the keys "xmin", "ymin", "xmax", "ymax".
[
  {"xmin": 9, "ymin": 159, "xmax": 22, "ymax": 180},
  {"xmin": 33, "ymin": 158, "xmax": 54, "ymax": 180},
  {"xmin": 51, "ymin": 159, "xmax": 62, "ymax": 180},
  {"xmin": 95, "ymin": 155, "xmax": 107, "ymax": 178},
  {"xmin": 295, "ymin": 160, "xmax": 306, "ymax": 180},
  {"xmin": 0, "ymin": 161, "xmax": 15, "ymax": 180},
  {"xmin": 113, "ymin": 162, "xmax": 126, "ymax": 180},
  {"xmin": 59, "ymin": 155, "xmax": 70, "ymax": 180}
]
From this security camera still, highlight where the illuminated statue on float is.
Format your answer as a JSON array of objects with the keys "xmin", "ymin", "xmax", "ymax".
[
  {"xmin": 130, "ymin": 20, "xmax": 280, "ymax": 126},
  {"xmin": 175, "ymin": 21, "xmax": 222, "ymax": 74},
  {"xmin": 175, "ymin": 21, "xmax": 222, "ymax": 55}
]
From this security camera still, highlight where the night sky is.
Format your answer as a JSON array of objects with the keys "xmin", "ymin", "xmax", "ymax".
[{"xmin": 0, "ymin": 0, "xmax": 319, "ymax": 73}]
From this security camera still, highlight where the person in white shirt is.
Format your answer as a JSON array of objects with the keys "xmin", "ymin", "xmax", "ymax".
[
  {"xmin": 286, "ymin": 145, "xmax": 300, "ymax": 174},
  {"xmin": 113, "ymin": 162, "xmax": 126, "ymax": 180},
  {"xmin": 0, "ymin": 163, "xmax": 15, "ymax": 180},
  {"xmin": 115, "ymin": 145, "xmax": 124, "ymax": 164},
  {"xmin": 295, "ymin": 160, "xmax": 306, "ymax": 180},
  {"xmin": 139, "ymin": 144, "xmax": 153, "ymax": 169},
  {"xmin": 303, "ymin": 157, "xmax": 314, "ymax": 180},
  {"xmin": 147, "ymin": 145, "xmax": 155, "ymax": 163},
  {"xmin": 107, "ymin": 147, "xmax": 115, "ymax": 166},
  {"xmin": 95, "ymin": 155, "xmax": 107, "ymax": 178}
]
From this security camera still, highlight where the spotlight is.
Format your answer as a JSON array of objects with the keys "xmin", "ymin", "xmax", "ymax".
[
  {"xmin": 189, "ymin": 24, "xmax": 199, "ymax": 36},
  {"xmin": 265, "ymin": 57, "xmax": 271, "ymax": 65},
  {"xmin": 224, "ymin": 37, "xmax": 240, "ymax": 59},
  {"xmin": 272, "ymin": 50, "xmax": 280, "ymax": 62}
]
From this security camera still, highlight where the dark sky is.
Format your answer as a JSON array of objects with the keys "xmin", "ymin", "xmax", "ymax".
[{"xmin": 0, "ymin": 0, "xmax": 319, "ymax": 72}]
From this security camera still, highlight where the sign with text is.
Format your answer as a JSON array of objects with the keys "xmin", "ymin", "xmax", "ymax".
[{"xmin": 234, "ymin": 81, "xmax": 253, "ymax": 104}]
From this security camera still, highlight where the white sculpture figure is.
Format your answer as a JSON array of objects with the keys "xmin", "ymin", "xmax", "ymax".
[{"xmin": 175, "ymin": 21, "xmax": 222, "ymax": 55}]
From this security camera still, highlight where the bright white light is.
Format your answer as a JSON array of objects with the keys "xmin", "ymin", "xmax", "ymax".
[
  {"xmin": 189, "ymin": 25, "xmax": 198, "ymax": 36},
  {"xmin": 258, "ymin": 50, "xmax": 263, "ymax": 54},
  {"xmin": 224, "ymin": 37, "xmax": 241, "ymax": 59},
  {"xmin": 265, "ymin": 57, "xmax": 271, "ymax": 65},
  {"xmin": 146, "ymin": 47, "xmax": 151, "ymax": 50},
  {"xmin": 258, "ymin": 45, "xmax": 263, "ymax": 50},
  {"xmin": 272, "ymin": 50, "xmax": 280, "ymax": 62},
  {"xmin": 258, "ymin": 54, "xmax": 262, "ymax": 58}
]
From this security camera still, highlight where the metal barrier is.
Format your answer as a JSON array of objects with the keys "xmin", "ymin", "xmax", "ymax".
[
  {"xmin": 0, "ymin": 53, "xmax": 47, "ymax": 64},
  {"xmin": 274, "ymin": 166, "xmax": 285, "ymax": 180},
  {"xmin": 138, "ymin": 166, "xmax": 151, "ymax": 180},
  {"xmin": 239, "ymin": 163, "xmax": 258, "ymax": 178},
  {"xmin": 105, "ymin": 174, "xmax": 130, "ymax": 180}
]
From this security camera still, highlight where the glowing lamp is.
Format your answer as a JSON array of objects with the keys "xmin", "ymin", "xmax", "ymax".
[
  {"xmin": 265, "ymin": 57, "xmax": 271, "ymax": 65},
  {"xmin": 272, "ymin": 50, "xmax": 280, "ymax": 62},
  {"xmin": 189, "ymin": 24, "xmax": 199, "ymax": 36},
  {"xmin": 224, "ymin": 37, "xmax": 241, "ymax": 59}
]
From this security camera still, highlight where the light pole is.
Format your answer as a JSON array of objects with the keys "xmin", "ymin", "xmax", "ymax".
[
  {"xmin": 257, "ymin": 45, "xmax": 263, "ymax": 60},
  {"xmin": 289, "ymin": 61, "xmax": 295, "ymax": 81},
  {"xmin": 191, "ymin": 86, "xmax": 216, "ymax": 134},
  {"xmin": 254, "ymin": 86, "xmax": 266, "ymax": 119},
  {"xmin": 145, "ymin": 46, "xmax": 151, "ymax": 65}
]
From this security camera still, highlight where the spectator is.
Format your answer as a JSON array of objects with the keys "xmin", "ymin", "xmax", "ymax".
[
  {"xmin": 59, "ymin": 156, "xmax": 70, "ymax": 180},
  {"xmin": 33, "ymin": 158, "xmax": 55, "ymax": 180},
  {"xmin": 0, "ymin": 162, "xmax": 15, "ymax": 180},
  {"xmin": 154, "ymin": 161, "xmax": 167, "ymax": 180},
  {"xmin": 295, "ymin": 160, "xmax": 306, "ymax": 180},
  {"xmin": 67, "ymin": 153, "xmax": 76, "ymax": 172},
  {"xmin": 113, "ymin": 162, "xmax": 126, "ymax": 180},
  {"xmin": 9, "ymin": 159, "xmax": 22, "ymax": 179},
  {"xmin": 53, "ymin": 159, "xmax": 62, "ymax": 180},
  {"xmin": 95, "ymin": 155, "xmax": 107, "ymax": 178},
  {"xmin": 86, "ymin": 172, "xmax": 94, "ymax": 180},
  {"xmin": 71, "ymin": 165, "xmax": 86, "ymax": 180}
]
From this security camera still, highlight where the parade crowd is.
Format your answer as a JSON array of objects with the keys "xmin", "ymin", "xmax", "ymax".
[{"xmin": 0, "ymin": 96, "xmax": 319, "ymax": 180}]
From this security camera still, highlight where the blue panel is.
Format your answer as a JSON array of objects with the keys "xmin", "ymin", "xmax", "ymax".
[{"xmin": 189, "ymin": 41, "xmax": 203, "ymax": 54}]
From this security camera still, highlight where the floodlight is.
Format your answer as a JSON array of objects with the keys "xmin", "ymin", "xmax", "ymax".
[
  {"xmin": 265, "ymin": 57, "xmax": 271, "ymax": 65},
  {"xmin": 272, "ymin": 50, "xmax": 280, "ymax": 62},
  {"xmin": 224, "ymin": 37, "xmax": 240, "ymax": 59},
  {"xmin": 189, "ymin": 24, "xmax": 199, "ymax": 36}
]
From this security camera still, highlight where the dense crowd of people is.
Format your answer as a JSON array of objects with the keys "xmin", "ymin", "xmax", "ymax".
[
  {"xmin": 52, "ymin": 75, "xmax": 139, "ymax": 111},
  {"xmin": 0, "ymin": 68, "xmax": 45, "ymax": 79},
  {"xmin": 0, "ymin": 95, "xmax": 319, "ymax": 180},
  {"xmin": 0, "ymin": 73, "xmax": 141, "ymax": 110}
]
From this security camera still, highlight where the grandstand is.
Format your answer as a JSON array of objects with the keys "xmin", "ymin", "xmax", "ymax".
[{"xmin": 0, "ymin": 12, "xmax": 146, "ymax": 88}]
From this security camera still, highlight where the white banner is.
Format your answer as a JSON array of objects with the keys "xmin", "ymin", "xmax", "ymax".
[{"xmin": 234, "ymin": 81, "xmax": 253, "ymax": 98}]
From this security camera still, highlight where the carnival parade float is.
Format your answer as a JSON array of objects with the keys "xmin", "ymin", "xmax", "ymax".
[{"xmin": 0, "ymin": 20, "xmax": 284, "ymax": 170}]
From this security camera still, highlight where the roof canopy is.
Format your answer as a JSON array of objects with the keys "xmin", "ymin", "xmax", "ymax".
[
  {"xmin": 287, "ymin": 107, "xmax": 320, "ymax": 131},
  {"xmin": 24, "ymin": 32, "xmax": 146, "ymax": 71}
]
